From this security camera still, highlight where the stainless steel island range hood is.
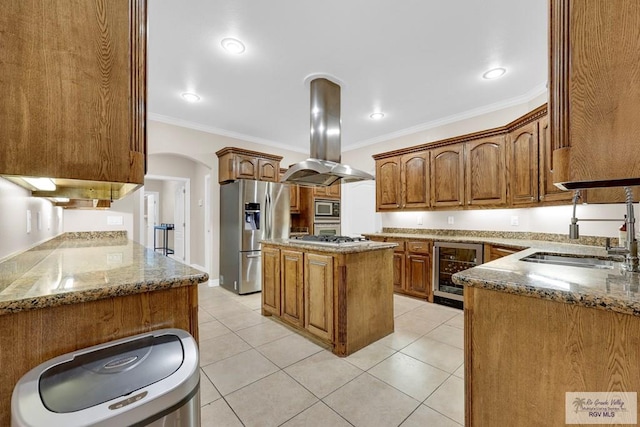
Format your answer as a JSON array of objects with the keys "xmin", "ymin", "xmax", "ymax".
[{"xmin": 281, "ymin": 78, "xmax": 374, "ymax": 187}]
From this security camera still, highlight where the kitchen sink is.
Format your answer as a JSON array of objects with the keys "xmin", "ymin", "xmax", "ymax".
[{"xmin": 520, "ymin": 252, "xmax": 616, "ymax": 269}]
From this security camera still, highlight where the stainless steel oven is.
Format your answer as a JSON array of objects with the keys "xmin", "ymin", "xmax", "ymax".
[
  {"xmin": 433, "ymin": 241, "xmax": 483, "ymax": 309},
  {"xmin": 313, "ymin": 222, "xmax": 341, "ymax": 236},
  {"xmin": 314, "ymin": 199, "xmax": 340, "ymax": 220}
]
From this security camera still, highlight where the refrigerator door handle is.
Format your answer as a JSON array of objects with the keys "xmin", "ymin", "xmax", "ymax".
[
  {"xmin": 264, "ymin": 189, "xmax": 272, "ymax": 239},
  {"xmin": 246, "ymin": 254, "xmax": 261, "ymax": 259}
]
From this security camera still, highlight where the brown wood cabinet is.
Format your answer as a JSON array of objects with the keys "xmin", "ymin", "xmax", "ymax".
[
  {"xmin": 216, "ymin": 147, "xmax": 282, "ymax": 184},
  {"xmin": 313, "ymin": 183, "xmax": 341, "ymax": 199},
  {"xmin": 465, "ymin": 137, "xmax": 507, "ymax": 207},
  {"xmin": 538, "ymin": 115, "xmax": 573, "ymax": 204},
  {"xmin": 507, "ymin": 122, "xmax": 539, "ymax": 206},
  {"xmin": 375, "ymin": 152, "xmax": 430, "ymax": 211},
  {"xmin": 304, "ymin": 253, "xmax": 334, "ymax": 341},
  {"xmin": 483, "ymin": 244, "xmax": 524, "ymax": 263},
  {"xmin": 466, "ymin": 286, "xmax": 640, "ymax": 426},
  {"xmin": 280, "ymin": 169, "xmax": 301, "ymax": 214},
  {"xmin": 369, "ymin": 237, "xmax": 432, "ymax": 300},
  {"xmin": 0, "ymin": 0, "xmax": 147, "ymax": 200},
  {"xmin": 550, "ymin": 0, "xmax": 640, "ymax": 190},
  {"xmin": 281, "ymin": 250, "xmax": 304, "ymax": 327},
  {"xmin": 261, "ymin": 242, "xmax": 394, "ymax": 356},
  {"xmin": 261, "ymin": 246, "xmax": 281, "ymax": 316},
  {"xmin": 375, "ymin": 157, "xmax": 402, "ymax": 210},
  {"xmin": 431, "ymin": 144, "xmax": 465, "ymax": 208}
]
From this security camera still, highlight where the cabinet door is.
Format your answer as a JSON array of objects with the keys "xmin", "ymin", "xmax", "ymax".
[
  {"xmin": 304, "ymin": 253, "xmax": 334, "ymax": 341},
  {"xmin": 262, "ymin": 247, "xmax": 281, "ymax": 316},
  {"xmin": 376, "ymin": 157, "xmax": 402, "ymax": 210},
  {"xmin": 258, "ymin": 159, "xmax": 278, "ymax": 182},
  {"xmin": 327, "ymin": 183, "xmax": 341, "ymax": 198},
  {"xmin": 235, "ymin": 155, "xmax": 259, "ymax": 179},
  {"xmin": 538, "ymin": 115, "xmax": 573, "ymax": 203},
  {"xmin": 465, "ymin": 137, "xmax": 507, "ymax": 207},
  {"xmin": 312, "ymin": 184, "xmax": 340, "ymax": 199},
  {"xmin": 401, "ymin": 152, "xmax": 430, "ymax": 209},
  {"xmin": 281, "ymin": 250, "xmax": 304, "ymax": 327},
  {"xmin": 431, "ymin": 145, "xmax": 465, "ymax": 208},
  {"xmin": 406, "ymin": 254, "xmax": 431, "ymax": 299},
  {"xmin": 550, "ymin": 0, "xmax": 640, "ymax": 188},
  {"xmin": 0, "ymin": 0, "xmax": 146, "ymax": 184},
  {"xmin": 289, "ymin": 184, "xmax": 301, "ymax": 213},
  {"xmin": 507, "ymin": 122, "xmax": 539, "ymax": 206},
  {"xmin": 393, "ymin": 252, "xmax": 405, "ymax": 293}
]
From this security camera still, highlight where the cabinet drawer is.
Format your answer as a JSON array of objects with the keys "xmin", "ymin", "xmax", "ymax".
[
  {"xmin": 407, "ymin": 241, "xmax": 431, "ymax": 254},
  {"xmin": 387, "ymin": 239, "xmax": 406, "ymax": 253},
  {"xmin": 488, "ymin": 245, "xmax": 523, "ymax": 261}
]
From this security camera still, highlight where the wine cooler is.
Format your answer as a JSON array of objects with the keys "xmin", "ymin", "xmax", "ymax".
[{"xmin": 433, "ymin": 242, "xmax": 484, "ymax": 309}]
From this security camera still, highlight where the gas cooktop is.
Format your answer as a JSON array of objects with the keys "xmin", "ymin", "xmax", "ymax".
[{"xmin": 293, "ymin": 235, "xmax": 370, "ymax": 246}]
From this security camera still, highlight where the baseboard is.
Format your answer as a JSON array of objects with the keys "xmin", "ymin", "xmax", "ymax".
[{"xmin": 209, "ymin": 278, "xmax": 220, "ymax": 287}]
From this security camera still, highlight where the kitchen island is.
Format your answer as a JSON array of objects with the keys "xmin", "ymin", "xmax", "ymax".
[
  {"xmin": 0, "ymin": 232, "xmax": 208, "ymax": 425},
  {"xmin": 261, "ymin": 239, "xmax": 396, "ymax": 356},
  {"xmin": 454, "ymin": 245, "xmax": 640, "ymax": 426}
]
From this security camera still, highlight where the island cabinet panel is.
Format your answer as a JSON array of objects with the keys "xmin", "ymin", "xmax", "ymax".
[
  {"xmin": 261, "ymin": 246, "xmax": 281, "ymax": 316},
  {"xmin": 304, "ymin": 253, "xmax": 334, "ymax": 341},
  {"xmin": 401, "ymin": 152, "xmax": 430, "ymax": 209},
  {"xmin": 0, "ymin": 0, "xmax": 146, "ymax": 185},
  {"xmin": 507, "ymin": 122, "xmax": 539, "ymax": 206},
  {"xmin": 538, "ymin": 115, "xmax": 573, "ymax": 203},
  {"xmin": 465, "ymin": 137, "xmax": 507, "ymax": 207},
  {"xmin": 465, "ymin": 286, "xmax": 640, "ymax": 426},
  {"xmin": 375, "ymin": 157, "xmax": 402, "ymax": 210},
  {"xmin": 392, "ymin": 252, "xmax": 406, "ymax": 293},
  {"xmin": 262, "ymin": 242, "xmax": 394, "ymax": 356},
  {"xmin": 0, "ymin": 286, "xmax": 198, "ymax": 427},
  {"xmin": 281, "ymin": 250, "xmax": 304, "ymax": 327},
  {"xmin": 431, "ymin": 144, "xmax": 465, "ymax": 208},
  {"xmin": 550, "ymin": 0, "xmax": 640, "ymax": 190}
]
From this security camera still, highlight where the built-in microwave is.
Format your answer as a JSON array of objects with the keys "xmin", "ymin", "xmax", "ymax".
[{"xmin": 314, "ymin": 199, "xmax": 340, "ymax": 220}]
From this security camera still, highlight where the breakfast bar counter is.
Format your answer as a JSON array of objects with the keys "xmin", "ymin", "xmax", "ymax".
[{"xmin": 0, "ymin": 232, "xmax": 208, "ymax": 425}]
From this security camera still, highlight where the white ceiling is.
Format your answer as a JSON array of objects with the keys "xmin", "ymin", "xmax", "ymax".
[{"xmin": 147, "ymin": 0, "xmax": 548, "ymax": 154}]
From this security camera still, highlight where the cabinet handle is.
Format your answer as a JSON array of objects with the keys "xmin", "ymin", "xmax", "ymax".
[{"xmin": 531, "ymin": 196, "xmax": 535, "ymax": 201}]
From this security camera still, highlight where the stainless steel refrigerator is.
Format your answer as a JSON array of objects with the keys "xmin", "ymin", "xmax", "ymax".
[{"xmin": 219, "ymin": 179, "xmax": 290, "ymax": 294}]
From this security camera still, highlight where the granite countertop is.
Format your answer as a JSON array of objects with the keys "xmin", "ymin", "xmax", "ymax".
[
  {"xmin": 262, "ymin": 238, "xmax": 397, "ymax": 254},
  {"xmin": 0, "ymin": 232, "xmax": 209, "ymax": 315},
  {"xmin": 367, "ymin": 229, "xmax": 640, "ymax": 316}
]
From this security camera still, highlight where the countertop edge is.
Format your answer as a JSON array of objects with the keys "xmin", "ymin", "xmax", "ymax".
[
  {"xmin": 262, "ymin": 239, "xmax": 397, "ymax": 254},
  {"xmin": 0, "ymin": 273, "xmax": 208, "ymax": 316}
]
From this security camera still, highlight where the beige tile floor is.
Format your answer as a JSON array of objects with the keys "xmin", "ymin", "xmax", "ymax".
[{"xmin": 197, "ymin": 283, "xmax": 464, "ymax": 427}]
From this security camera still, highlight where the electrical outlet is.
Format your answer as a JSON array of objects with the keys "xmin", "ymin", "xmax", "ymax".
[
  {"xmin": 107, "ymin": 215, "xmax": 124, "ymax": 226},
  {"xmin": 447, "ymin": 216, "xmax": 454, "ymax": 225},
  {"xmin": 26, "ymin": 210, "xmax": 31, "ymax": 234},
  {"xmin": 510, "ymin": 215, "xmax": 519, "ymax": 226},
  {"xmin": 417, "ymin": 215, "xmax": 423, "ymax": 225}
]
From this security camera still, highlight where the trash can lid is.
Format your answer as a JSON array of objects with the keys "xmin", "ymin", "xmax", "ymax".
[{"xmin": 39, "ymin": 334, "xmax": 184, "ymax": 413}]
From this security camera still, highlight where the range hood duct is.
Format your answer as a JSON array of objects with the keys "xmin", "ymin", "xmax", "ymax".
[{"xmin": 281, "ymin": 78, "xmax": 374, "ymax": 187}]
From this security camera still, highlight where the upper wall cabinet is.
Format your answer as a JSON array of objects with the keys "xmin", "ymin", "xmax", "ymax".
[
  {"xmin": 507, "ymin": 122, "xmax": 540, "ymax": 206},
  {"xmin": 0, "ymin": 0, "xmax": 147, "ymax": 200},
  {"xmin": 313, "ymin": 184, "xmax": 341, "ymax": 200},
  {"xmin": 216, "ymin": 147, "xmax": 282, "ymax": 184},
  {"xmin": 465, "ymin": 136, "xmax": 507, "ymax": 207},
  {"xmin": 538, "ymin": 115, "xmax": 573, "ymax": 203},
  {"xmin": 431, "ymin": 144, "xmax": 465, "ymax": 208},
  {"xmin": 550, "ymin": 0, "xmax": 640, "ymax": 189},
  {"xmin": 375, "ymin": 153, "xmax": 430, "ymax": 211}
]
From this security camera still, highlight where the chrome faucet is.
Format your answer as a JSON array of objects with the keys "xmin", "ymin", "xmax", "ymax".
[{"xmin": 569, "ymin": 187, "xmax": 639, "ymax": 272}]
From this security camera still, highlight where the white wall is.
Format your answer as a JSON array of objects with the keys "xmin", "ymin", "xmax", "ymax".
[
  {"xmin": 63, "ymin": 194, "xmax": 135, "ymax": 236},
  {"xmin": 0, "ymin": 177, "xmax": 64, "ymax": 261}
]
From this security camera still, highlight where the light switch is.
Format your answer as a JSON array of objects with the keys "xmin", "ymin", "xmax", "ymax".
[
  {"xmin": 447, "ymin": 216, "xmax": 454, "ymax": 225},
  {"xmin": 107, "ymin": 216, "xmax": 124, "ymax": 226},
  {"xmin": 510, "ymin": 216, "xmax": 519, "ymax": 226},
  {"xmin": 417, "ymin": 214, "xmax": 423, "ymax": 225}
]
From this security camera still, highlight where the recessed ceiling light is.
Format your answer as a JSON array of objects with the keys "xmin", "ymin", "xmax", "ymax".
[
  {"xmin": 181, "ymin": 92, "xmax": 201, "ymax": 102},
  {"xmin": 482, "ymin": 67, "xmax": 507, "ymax": 80},
  {"xmin": 369, "ymin": 112, "xmax": 385, "ymax": 120},
  {"xmin": 221, "ymin": 37, "xmax": 246, "ymax": 54}
]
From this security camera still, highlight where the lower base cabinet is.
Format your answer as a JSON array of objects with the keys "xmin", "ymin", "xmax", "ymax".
[
  {"xmin": 304, "ymin": 253, "xmax": 333, "ymax": 341},
  {"xmin": 261, "ymin": 243, "xmax": 394, "ymax": 356}
]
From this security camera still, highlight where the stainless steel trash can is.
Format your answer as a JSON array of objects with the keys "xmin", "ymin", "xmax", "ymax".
[{"xmin": 12, "ymin": 328, "xmax": 200, "ymax": 427}]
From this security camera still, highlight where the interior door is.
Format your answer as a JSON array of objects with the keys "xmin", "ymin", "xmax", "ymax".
[
  {"xmin": 145, "ymin": 193, "xmax": 158, "ymax": 250},
  {"xmin": 173, "ymin": 184, "xmax": 186, "ymax": 262}
]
